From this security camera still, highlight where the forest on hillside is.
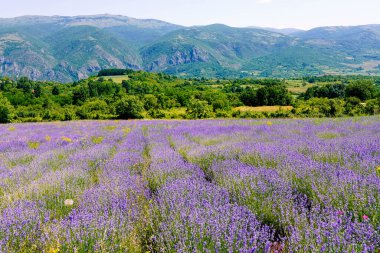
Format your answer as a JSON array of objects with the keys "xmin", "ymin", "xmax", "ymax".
[{"xmin": 0, "ymin": 69, "xmax": 380, "ymax": 123}]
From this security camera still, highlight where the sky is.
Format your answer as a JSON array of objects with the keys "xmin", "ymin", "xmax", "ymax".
[{"xmin": 2, "ymin": 0, "xmax": 380, "ymax": 29}]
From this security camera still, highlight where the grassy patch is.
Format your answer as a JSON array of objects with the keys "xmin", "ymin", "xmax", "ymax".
[
  {"xmin": 102, "ymin": 125, "xmax": 118, "ymax": 131},
  {"xmin": 8, "ymin": 155, "xmax": 34, "ymax": 167},
  {"xmin": 234, "ymin": 106, "xmax": 293, "ymax": 113},
  {"xmin": 91, "ymin": 136, "xmax": 104, "ymax": 144},
  {"xmin": 316, "ymin": 132, "xmax": 339, "ymax": 139},
  {"xmin": 105, "ymin": 75, "xmax": 130, "ymax": 83},
  {"xmin": 240, "ymin": 153, "xmax": 279, "ymax": 168}
]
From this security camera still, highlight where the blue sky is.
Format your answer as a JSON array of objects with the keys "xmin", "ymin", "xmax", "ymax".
[{"xmin": 2, "ymin": 0, "xmax": 380, "ymax": 29}]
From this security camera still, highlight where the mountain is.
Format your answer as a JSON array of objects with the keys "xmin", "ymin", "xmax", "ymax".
[
  {"xmin": 0, "ymin": 15, "xmax": 182, "ymax": 82},
  {"xmin": 250, "ymin": 27, "xmax": 304, "ymax": 35},
  {"xmin": 0, "ymin": 15, "xmax": 379, "ymax": 81},
  {"xmin": 140, "ymin": 24, "xmax": 295, "ymax": 77}
]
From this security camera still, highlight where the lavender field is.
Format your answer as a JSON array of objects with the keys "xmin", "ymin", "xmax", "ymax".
[{"xmin": 0, "ymin": 118, "xmax": 380, "ymax": 253}]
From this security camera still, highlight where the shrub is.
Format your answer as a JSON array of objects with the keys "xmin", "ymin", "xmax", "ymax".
[
  {"xmin": 115, "ymin": 95, "xmax": 145, "ymax": 119},
  {"xmin": 0, "ymin": 94, "xmax": 14, "ymax": 123},
  {"xmin": 186, "ymin": 98, "xmax": 214, "ymax": 119}
]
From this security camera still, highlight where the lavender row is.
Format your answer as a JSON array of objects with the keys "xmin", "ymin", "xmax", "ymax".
[{"xmin": 0, "ymin": 118, "xmax": 379, "ymax": 252}]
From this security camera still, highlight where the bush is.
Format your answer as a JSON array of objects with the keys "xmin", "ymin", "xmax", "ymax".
[
  {"xmin": 115, "ymin": 95, "xmax": 145, "ymax": 119},
  {"xmin": 344, "ymin": 97, "xmax": 366, "ymax": 116},
  {"xmin": 294, "ymin": 98, "xmax": 344, "ymax": 117},
  {"xmin": 241, "ymin": 85, "xmax": 293, "ymax": 106},
  {"xmin": 186, "ymin": 99, "xmax": 214, "ymax": 119},
  {"xmin": 365, "ymin": 99, "xmax": 380, "ymax": 115},
  {"xmin": 346, "ymin": 80, "xmax": 375, "ymax": 101},
  {"xmin": 148, "ymin": 109, "xmax": 166, "ymax": 119},
  {"xmin": 0, "ymin": 94, "xmax": 14, "ymax": 123},
  {"xmin": 63, "ymin": 106, "xmax": 78, "ymax": 121},
  {"xmin": 78, "ymin": 99, "xmax": 115, "ymax": 119}
]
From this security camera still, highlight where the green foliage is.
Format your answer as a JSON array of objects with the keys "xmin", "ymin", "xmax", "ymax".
[
  {"xmin": 116, "ymin": 95, "xmax": 145, "ymax": 119},
  {"xmin": 303, "ymin": 83, "xmax": 346, "ymax": 100},
  {"xmin": 88, "ymin": 80, "xmax": 121, "ymax": 98},
  {"xmin": 0, "ymin": 70, "xmax": 379, "ymax": 122},
  {"xmin": 365, "ymin": 99, "xmax": 380, "ymax": 115},
  {"xmin": 52, "ymin": 86, "xmax": 60, "ymax": 95},
  {"xmin": 241, "ymin": 85, "xmax": 293, "ymax": 106},
  {"xmin": 346, "ymin": 80, "xmax": 375, "ymax": 101},
  {"xmin": 143, "ymin": 94, "xmax": 159, "ymax": 110},
  {"xmin": 98, "ymin": 69, "xmax": 134, "ymax": 77},
  {"xmin": 294, "ymin": 98, "xmax": 345, "ymax": 117},
  {"xmin": 63, "ymin": 106, "xmax": 78, "ymax": 121},
  {"xmin": 186, "ymin": 98, "xmax": 214, "ymax": 119},
  {"xmin": 0, "ymin": 94, "xmax": 14, "ymax": 123},
  {"xmin": 17, "ymin": 77, "xmax": 32, "ymax": 93},
  {"xmin": 78, "ymin": 99, "xmax": 115, "ymax": 119},
  {"xmin": 72, "ymin": 85, "xmax": 90, "ymax": 105}
]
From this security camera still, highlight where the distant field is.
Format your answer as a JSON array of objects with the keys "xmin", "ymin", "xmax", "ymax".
[
  {"xmin": 0, "ymin": 118, "xmax": 379, "ymax": 252},
  {"xmin": 287, "ymin": 84, "xmax": 315, "ymax": 94},
  {"xmin": 102, "ymin": 75, "xmax": 130, "ymax": 83},
  {"xmin": 285, "ymin": 80, "xmax": 315, "ymax": 94},
  {"xmin": 234, "ymin": 105, "xmax": 293, "ymax": 112}
]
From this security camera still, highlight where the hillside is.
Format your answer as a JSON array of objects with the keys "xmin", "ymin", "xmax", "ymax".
[{"xmin": 0, "ymin": 15, "xmax": 379, "ymax": 81}]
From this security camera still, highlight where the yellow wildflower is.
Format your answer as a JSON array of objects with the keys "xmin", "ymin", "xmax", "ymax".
[
  {"xmin": 45, "ymin": 135, "xmax": 51, "ymax": 141},
  {"xmin": 48, "ymin": 247, "xmax": 60, "ymax": 253},
  {"xmin": 28, "ymin": 141, "xmax": 40, "ymax": 149},
  {"xmin": 61, "ymin": 136, "xmax": 72, "ymax": 143},
  {"xmin": 267, "ymin": 121, "xmax": 273, "ymax": 126}
]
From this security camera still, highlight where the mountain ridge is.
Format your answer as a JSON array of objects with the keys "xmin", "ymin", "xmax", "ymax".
[{"xmin": 0, "ymin": 14, "xmax": 379, "ymax": 81}]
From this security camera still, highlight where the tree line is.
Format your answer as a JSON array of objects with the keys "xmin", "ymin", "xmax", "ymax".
[{"xmin": 0, "ymin": 69, "xmax": 379, "ymax": 123}]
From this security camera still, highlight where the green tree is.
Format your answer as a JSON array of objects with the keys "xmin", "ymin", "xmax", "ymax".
[
  {"xmin": 365, "ymin": 99, "xmax": 380, "ymax": 115},
  {"xmin": 0, "ymin": 94, "xmax": 14, "ymax": 123},
  {"xmin": 346, "ymin": 80, "xmax": 375, "ymax": 101},
  {"xmin": 115, "ymin": 95, "xmax": 145, "ymax": 119},
  {"xmin": 52, "ymin": 86, "xmax": 60, "ymax": 95},
  {"xmin": 33, "ymin": 83, "xmax": 42, "ymax": 98},
  {"xmin": 78, "ymin": 99, "xmax": 115, "ymax": 119},
  {"xmin": 344, "ymin": 97, "xmax": 365, "ymax": 115},
  {"xmin": 303, "ymin": 83, "xmax": 346, "ymax": 100},
  {"xmin": 63, "ymin": 106, "xmax": 78, "ymax": 121},
  {"xmin": 240, "ymin": 87, "xmax": 257, "ymax": 106},
  {"xmin": 186, "ymin": 98, "xmax": 213, "ymax": 119},
  {"xmin": 72, "ymin": 85, "xmax": 89, "ymax": 105},
  {"xmin": 295, "ymin": 98, "xmax": 344, "ymax": 117},
  {"xmin": 247, "ymin": 85, "xmax": 293, "ymax": 106},
  {"xmin": 17, "ymin": 77, "xmax": 32, "ymax": 93},
  {"xmin": 143, "ymin": 94, "xmax": 159, "ymax": 111}
]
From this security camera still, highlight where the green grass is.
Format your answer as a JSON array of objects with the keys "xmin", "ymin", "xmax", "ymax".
[
  {"xmin": 316, "ymin": 132, "xmax": 340, "ymax": 139},
  {"xmin": 91, "ymin": 136, "xmax": 104, "ymax": 144},
  {"xmin": 104, "ymin": 75, "xmax": 130, "ymax": 84},
  {"xmin": 102, "ymin": 125, "xmax": 118, "ymax": 131}
]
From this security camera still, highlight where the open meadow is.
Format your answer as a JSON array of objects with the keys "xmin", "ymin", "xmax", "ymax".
[{"xmin": 0, "ymin": 117, "xmax": 380, "ymax": 252}]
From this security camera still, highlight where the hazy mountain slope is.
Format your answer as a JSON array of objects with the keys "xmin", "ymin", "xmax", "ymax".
[
  {"xmin": 293, "ymin": 25, "xmax": 380, "ymax": 75},
  {"xmin": 0, "ymin": 15, "xmax": 182, "ymax": 81},
  {"xmin": 0, "ymin": 15, "xmax": 379, "ymax": 81},
  {"xmin": 44, "ymin": 26, "xmax": 143, "ymax": 80},
  {"xmin": 250, "ymin": 27, "xmax": 304, "ymax": 35},
  {"xmin": 141, "ymin": 24, "xmax": 295, "ymax": 75}
]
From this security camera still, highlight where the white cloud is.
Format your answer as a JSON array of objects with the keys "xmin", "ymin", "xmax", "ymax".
[{"xmin": 256, "ymin": 0, "xmax": 273, "ymax": 4}]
